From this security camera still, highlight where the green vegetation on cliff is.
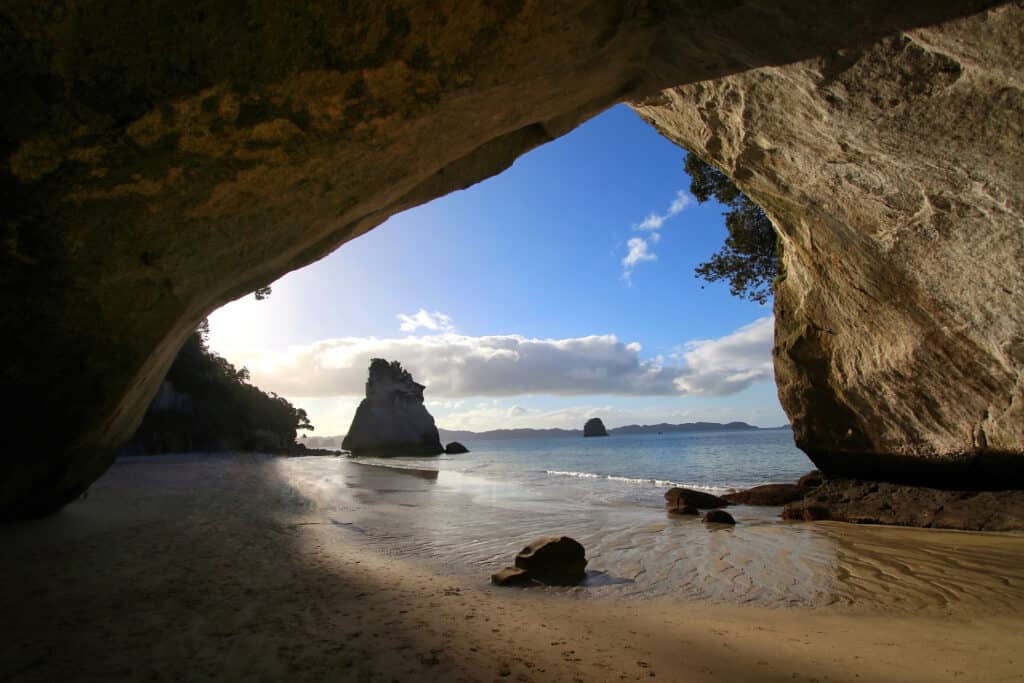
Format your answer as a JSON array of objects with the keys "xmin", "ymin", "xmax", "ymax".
[
  {"xmin": 686, "ymin": 154, "xmax": 780, "ymax": 305},
  {"xmin": 127, "ymin": 320, "xmax": 312, "ymax": 454}
]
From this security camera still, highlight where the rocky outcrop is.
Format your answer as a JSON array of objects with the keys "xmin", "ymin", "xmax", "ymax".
[
  {"xmin": 632, "ymin": 4, "xmax": 1024, "ymax": 489},
  {"xmin": 665, "ymin": 487, "xmax": 730, "ymax": 511},
  {"xmin": 782, "ymin": 479, "xmax": 1024, "ymax": 531},
  {"xmin": 583, "ymin": 418, "xmax": 608, "ymax": 437},
  {"xmin": 342, "ymin": 360, "xmax": 444, "ymax": 457},
  {"xmin": 444, "ymin": 442, "xmax": 470, "ymax": 455},
  {"xmin": 0, "ymin": 2, "xmax": 1016, "ymax": 518}
]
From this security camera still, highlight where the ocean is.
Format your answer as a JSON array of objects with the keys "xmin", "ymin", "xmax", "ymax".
[{"xmin": 353, "ymin": 427, "xmax": 810, "ymax": 505}]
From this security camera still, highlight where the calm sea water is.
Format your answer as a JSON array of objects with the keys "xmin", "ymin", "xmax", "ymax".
[{"xmin": 351, "ymin": 428, "xmax": 811, "ymax": 506}]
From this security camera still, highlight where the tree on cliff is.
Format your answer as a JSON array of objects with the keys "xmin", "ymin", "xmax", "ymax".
[
  {"xmin": 128, "ymin": 321, "xmax": 313, "ymax": 454},
  {"xmin": 685, "ymin": 154, "xmax": 779, "ymax": 305}
]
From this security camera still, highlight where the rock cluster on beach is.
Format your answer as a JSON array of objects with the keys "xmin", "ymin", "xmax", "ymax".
[
  {"xmin": 583, "ymin": 418, "xmax": 608, "ymax": 437},
  {"xmin": 342, "ymin": 360, "xmax": 444, "ymax": 457},
  {"xmin": 783, "ymin": 479, "xmax": 1024, "ymax": 532},
  {"xmin": 665, "ymin": 487, "xmax": 737, "ymax": 526},
  {"xmin": 702, "ymin": 469, "xmax": 1024, "ymax": 531},
  {"xmin": 492, "ymin": 536, "xmax": 588, "ymax": 587}
]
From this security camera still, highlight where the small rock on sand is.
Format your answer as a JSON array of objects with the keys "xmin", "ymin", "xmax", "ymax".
[{"xmin": 703, "ymin": 509, "xmax": 736, "ymax": 525}]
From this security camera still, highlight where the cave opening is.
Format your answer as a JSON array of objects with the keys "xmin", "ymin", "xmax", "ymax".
[
  {"xmin": 3, "ymin": 4, "xmax": 1024, "ymax": 678},
  {"xmin": 2, "ymin": 2, "xmax": 1020, "ymax": 524},
  {"xmin": 189, "ymin": 104, "xmax": 787, "ymax": 451}
]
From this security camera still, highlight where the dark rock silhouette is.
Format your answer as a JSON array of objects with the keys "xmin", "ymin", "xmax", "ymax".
[
  {"xmin": 798, "ymin": 470, "xmax": 824, "ymax": 491},
  {"xmin": 703, "ymin": 509, "xmax": 736, "ymax": 525},
  {"xmin": 500, "ymin": 536, "xmax": 587, "ymax": 587},
  {"xmin": 341, "ymin": 360, "xmax": 444, "ymax": 456},
  {"xmin": 444, "ymin": 441, "xmax": 470, "ymax": 454},
  {"xmin": 665, "ymin": 487, "xmax": 730, "ymax": 512},
  {"xmin": 583, "ymin": 418, "xmax": 609, "ymax": 437}
]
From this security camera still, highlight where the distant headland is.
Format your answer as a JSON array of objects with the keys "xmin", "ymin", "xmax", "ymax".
[
  {"xmin": 302, "ymin": 421, "xmax": 790, "ymax": 450},
  {"xmin": 442, "ymin": 421, "xmax": 789, "ymax": 441}
]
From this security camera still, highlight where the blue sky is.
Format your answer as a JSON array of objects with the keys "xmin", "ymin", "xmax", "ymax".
[{"xmin": 208, "ymin": 104, "xmax": 785, "ymax": 434}]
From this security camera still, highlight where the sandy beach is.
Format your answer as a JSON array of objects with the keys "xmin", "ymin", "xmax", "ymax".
[{"xmin": 3, "ymin": 454, "xmax": 1024, "ymax": 682}]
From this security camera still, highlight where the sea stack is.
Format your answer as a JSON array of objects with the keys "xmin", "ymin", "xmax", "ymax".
[
  {"xmin": 342, "ymin": 359, "xmax": 444, "ymax": 456},
  {"xmin": 583, "ymin": 418, "xmax": 609, "ymax": 437}
]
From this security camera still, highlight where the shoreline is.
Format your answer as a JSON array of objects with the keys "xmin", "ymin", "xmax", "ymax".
[{"xmin": 3, "ymin": 454, "xmax": 1024, "ymax": 681}]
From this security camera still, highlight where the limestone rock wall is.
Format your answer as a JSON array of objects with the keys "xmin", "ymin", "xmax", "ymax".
[
  {"xmin": 0, "ymin": 1, "xmax": 1011, "ymax": 517},
  {"xmin": 632, "ymin": 3, "xmax": 1024, "ymax": 485}
]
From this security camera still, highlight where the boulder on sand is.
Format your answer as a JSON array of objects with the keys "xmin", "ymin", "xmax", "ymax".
[
  {"xmin": 703, "ymin": 509, "xmax": 736, "ymax": 525},
  {"xmin": 496, "ymin": 536, "xmax": 587, "ymax": 586},
  {"xmin": 664, "ymin": 487, "xmax": 730, "ymax": 511},
  {"xmin": 583, "ymin": 418, "xmax": 609, "ymax": 437},
  {"xmin": 342, "ymin": 359, "xmax": 444, "ymax": 456}
]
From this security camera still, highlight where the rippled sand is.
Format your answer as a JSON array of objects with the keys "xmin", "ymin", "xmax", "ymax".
[{"xmin": 2, "ymin": 454, "xmax": 1023, "ymax": 682}]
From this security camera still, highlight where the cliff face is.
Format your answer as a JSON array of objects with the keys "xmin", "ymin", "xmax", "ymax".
[
  {"xmin": 0, "ymin": 1, "xmax": 1017, "ymax": 518},
  {"xmin": 631, "ymin": 4, "xmax": 1024, "ymax": 486},
  {"xmin": 342, "ymin": 360, "xmax": 444, "ymax": 456}
]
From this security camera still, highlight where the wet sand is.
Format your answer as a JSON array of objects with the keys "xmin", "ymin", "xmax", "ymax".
[{"xmin": 2, "ymin": 455, "xmax": 1023, "ymax": 682}]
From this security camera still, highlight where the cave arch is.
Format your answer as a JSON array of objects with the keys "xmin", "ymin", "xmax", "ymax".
[{"xmin": 2, "ymin": 1, "xmax": 1021, "ymax": 519}]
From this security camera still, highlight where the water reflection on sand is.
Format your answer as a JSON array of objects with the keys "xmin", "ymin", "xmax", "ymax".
[{"xmin": 277, "ymin": 457, "xmax": 1024, "ymax": 615}]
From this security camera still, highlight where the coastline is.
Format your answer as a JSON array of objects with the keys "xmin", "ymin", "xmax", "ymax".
[{"xmin": 3, "ymin": 454, "xmax": 1023, "ymax": 682}]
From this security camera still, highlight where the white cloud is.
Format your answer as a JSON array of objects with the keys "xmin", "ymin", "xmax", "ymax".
[
  {"xmin": 636, "ymin": 214, "xmax": 664, "ymax": 231},
  {"xmin": 622, "ymin": 237, "xmax": 657, "ymax": 269},
  {"xmin": 397, "ymin": 309, "xmax": 454, "ymax": 333},
  {"xmin": 227, "ymin": 316, "xmax": 775, "ymax": 401},
  {"xmin": 239, "ymin": 332, "xmax": 682, "ymax": 398},
  {"xmin": 673, "ymin": 316, "xmax": 775, "ymax": 395},
  {"xmin": 623, "ymin": 189, "xmax": 694, "ymax": 282},
  {"xmin": 668, "ymin": 190, "xmax": 693, "ymax": 216}
]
